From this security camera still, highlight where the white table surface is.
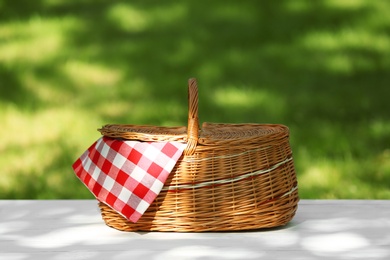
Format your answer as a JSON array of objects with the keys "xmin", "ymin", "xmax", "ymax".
[{"xmin": 0, "ymin": 200, "xmax": 389, "ymax": 260}]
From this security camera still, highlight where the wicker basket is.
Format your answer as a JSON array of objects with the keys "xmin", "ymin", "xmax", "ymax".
[{"xmin": 97, "ymin": 78, "xmax": 298, "ymax": 232}]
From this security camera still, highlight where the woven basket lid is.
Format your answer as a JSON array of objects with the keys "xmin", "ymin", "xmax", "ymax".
[
  {"xmin": 99, "ymin": 122, "xmax": 288, "ymax": 145},
  {"xmin": 198, "ymin": 122, "xmax": 289, "ymax": 145}
]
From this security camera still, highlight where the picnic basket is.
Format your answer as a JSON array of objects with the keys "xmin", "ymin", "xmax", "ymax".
[{"xmin": 97, "ymin": 78, "xmax": 299, "ymax": 232}]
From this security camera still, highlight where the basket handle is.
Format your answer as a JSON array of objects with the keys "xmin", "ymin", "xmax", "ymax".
[{"xmin": 185, "ymin": 78, "xmax": 199, "ymax": 155}]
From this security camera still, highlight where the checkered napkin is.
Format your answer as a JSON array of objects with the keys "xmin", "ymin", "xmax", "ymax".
[{"xmin": 72, "ymin": 136, "xmax": 186, "ymax": 223}]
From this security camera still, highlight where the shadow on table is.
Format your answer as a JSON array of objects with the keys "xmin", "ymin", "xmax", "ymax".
[{"xmin": 1, "ymin": 201, "xmax": 389, "ymax": 259}]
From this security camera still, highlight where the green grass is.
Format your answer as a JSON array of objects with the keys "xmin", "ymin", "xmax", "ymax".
[{"xmin": 1, "ymin": 0, "xmax": 389, "ymax": 199}]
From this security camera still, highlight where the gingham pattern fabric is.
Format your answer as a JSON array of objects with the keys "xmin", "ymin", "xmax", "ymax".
[{"xmin": 72, "ymin": 136, "xmax": 186, "ymax": 223}]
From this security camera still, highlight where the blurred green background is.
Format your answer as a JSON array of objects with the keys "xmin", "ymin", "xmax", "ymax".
[{"xmin": 1, "ymin": 0, "xmax": 389, "ymax": 199}]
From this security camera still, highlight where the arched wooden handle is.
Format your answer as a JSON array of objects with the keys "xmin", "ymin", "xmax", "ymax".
[{"xmin": 185, "ymin": 78, "xmax": 199, "ymax": 155}]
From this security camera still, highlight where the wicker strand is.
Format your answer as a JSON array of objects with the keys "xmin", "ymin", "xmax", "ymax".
[{"xmin": 162, "ymin": 156, "xmax": 293, "ymax": 191}]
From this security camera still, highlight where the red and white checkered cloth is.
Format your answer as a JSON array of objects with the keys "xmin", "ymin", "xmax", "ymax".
[{"xmin": 72, "ymin": 136, "xmax": 186, "ymax": 223}]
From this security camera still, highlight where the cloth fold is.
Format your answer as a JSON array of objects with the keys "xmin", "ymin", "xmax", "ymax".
[{"xmin": 72, "ymin": 136, "xmax": 186, "ymax": 222}]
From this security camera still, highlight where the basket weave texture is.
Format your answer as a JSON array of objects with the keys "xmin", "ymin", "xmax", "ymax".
[{"xmin": 98, "ymin": 78, "xmax": 299, "ymax": 232}]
